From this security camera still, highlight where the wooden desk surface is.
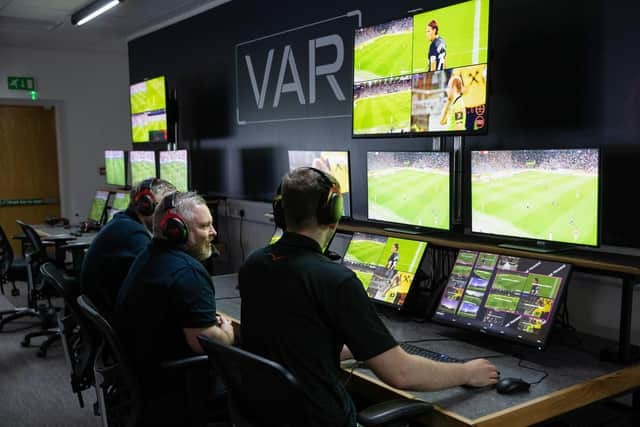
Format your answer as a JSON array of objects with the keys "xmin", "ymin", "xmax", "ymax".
[{"xmin": 213, "ymin": 274, "xmax": 640, "ymax": 427}]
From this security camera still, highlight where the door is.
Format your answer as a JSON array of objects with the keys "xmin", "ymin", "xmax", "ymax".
[{"xmin": 0, "ymin": 105, "xmax": 60, "ymax": 254}]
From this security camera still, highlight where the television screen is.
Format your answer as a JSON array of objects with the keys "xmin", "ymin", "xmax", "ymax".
[
  {"xmin": 433, "ymin": 250, "xmax": 571, "ymax": 348},
  {"xmin": 88, "ymin": 191, "xmax": 110, "ymax": 223},
  {"xmin": 352, "ymin": 0, "xmax": 490, "ymax": 136},
  {"xmin": 107, "ymin": 192, "xmax": 130, "ymax": 222},
  {"xmin": 130, "ymin": 76, "xmax": 168, "ymax": 143},
  {"xmin": 159, "ymin": 150, "xmax": 188, "ymax": 192},
  {"xmin": 104, "ymin": 150, "xmax": 127, "ymax": 186},
  {"xmin": 471, "ymin": 149, "xmax": 600, "ymax": 246},
  {"xmin": 288, "ymin": 150, "xmax": 352, "ymax": 217},
  {"xmin": 129, "ymin": 151, "xmax": 157, "ymax": 186},
  {"xmin": 367, "ymin": 151, "xmax": 450, "ymax": 230},
  {"xmin": 342, "ymin": 232, "xmax": 427, "ymax": 308}
]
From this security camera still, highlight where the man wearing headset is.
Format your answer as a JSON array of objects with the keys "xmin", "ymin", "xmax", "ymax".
[
  {"xmin": 80, "ymin": 178, "xmax": 176, "ymax": 318},
  {"xmin": 239, "ymin": 168, "xmax": 497, "ymax": 427},
  {"xmin": 115, "ymin": 191, "xmax": 233, "ymax": 420}
]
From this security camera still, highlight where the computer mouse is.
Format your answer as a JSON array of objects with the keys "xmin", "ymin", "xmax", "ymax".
[{"xmin": 496, "ymin": 377, "xmax": 530, "ymax": 394}]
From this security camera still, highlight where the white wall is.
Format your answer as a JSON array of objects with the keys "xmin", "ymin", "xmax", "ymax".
[{"xmin": 0, "ymin": 46, "xmax": 130, "ymax": 219}]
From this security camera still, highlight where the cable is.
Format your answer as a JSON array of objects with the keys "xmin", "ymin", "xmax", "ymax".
[{"xmin": 517, "ymin": 358, "xmax": 549, "ymax": 385}]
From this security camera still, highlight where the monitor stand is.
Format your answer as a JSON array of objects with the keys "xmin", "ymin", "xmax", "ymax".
[{"xmin": 498, "ymin": 240, "xmax": 575, "ymax": 253}]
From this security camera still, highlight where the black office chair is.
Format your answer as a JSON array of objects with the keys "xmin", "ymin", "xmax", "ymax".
[
  {"xmin": 0, "ymin": 224, "xmax": 28, "ymax": 298},
  {"xmin": 76, "ymin": 295, "xmax": 222, "ymax": 427},
  {"xmin": 197, "ymin": 336, "xmax": 433, "ymax": 427},
  {"xmin": 40, "ymin": 262, "xmax": 94, "ymax": 407}
]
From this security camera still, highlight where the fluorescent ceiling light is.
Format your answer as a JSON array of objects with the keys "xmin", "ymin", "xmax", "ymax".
[{"xmin": 71, "ymin": 0, "xmax": 123, "ymax": 26}]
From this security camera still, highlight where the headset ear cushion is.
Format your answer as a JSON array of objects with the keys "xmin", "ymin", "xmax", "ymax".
[{"xmin": 160, "ymin": 211, "xmax": 188, "ymax": 243}]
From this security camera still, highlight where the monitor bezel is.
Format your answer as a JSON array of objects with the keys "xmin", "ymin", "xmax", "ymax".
[
  {"xmin": 130, "ymin": 75, "xmax": 172, "ymax": 145},
  {"xmin": 286, "ymin": 149, "xmax": 353, "ymax": 220},
  {"xmin": 365, "ymin": 150, "xmax": 453, "ymax": 233},
  {"xmin": 342, "ymin": 231, "xmax": 428, "ymax": 311},
  {"xmin": 431, "ymin": 249, "xmax": 573, "ymax": 350},
  {"xmin": 351, "ymin": 0, "xmax": 492, "ymax": 138},
  {"xmin": 159, "ymin": 149, "xmax": 190, "ymax": 192},
  {"xmin": 469, "ymin": 147, "xmax": 602, "ymax": 248}
]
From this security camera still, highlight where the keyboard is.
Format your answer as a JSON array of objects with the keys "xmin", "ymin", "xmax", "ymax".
[{"xmin": 400, "ymin": 343, "xmax": 462, "ymax": 363}]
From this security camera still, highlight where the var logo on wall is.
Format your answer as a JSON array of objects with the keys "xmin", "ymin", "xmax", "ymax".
[{"xmin": 235, "ymin": 11, "xmax": 361, "ymax": 124}]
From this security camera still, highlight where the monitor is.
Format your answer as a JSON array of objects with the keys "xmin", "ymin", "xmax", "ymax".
[
  {"xmin": 352, "ymin": 0, "xmax": 490, "ymax": 137},
  {"xmin": 129, "ymin": 151, "xmax": 157, "ymax": 186},
  {"xmin": 287, "ymin": 150, "xmax": 352, "ymax": 217},
  {"xmin": 104, "ymin": 150, "xmax": 127, "ymax": 187},
  {"xmin": 471, "ymin": 149, "xmax": 600, "ymax": 247},
  {"xmin": 342, "ymin": 232, "xmax": 427, "ymax": 309},
  {"xmin": 159, "ymin": 150, "xmax": 189, "ymax": 192},
  {"xmin": 130, "ymin": 76, "xmax": 168, "ymax": 143},
  {"xmin": 88, "ymin": 191, "xmax": 110, "ymax": 224},
  {"xmin": 367, "ymin": 151, "xmax": 450, "ymax": 231},
  {"xmin": 433, "ymin": 250, "xmax": 572, "ymax": 348}
]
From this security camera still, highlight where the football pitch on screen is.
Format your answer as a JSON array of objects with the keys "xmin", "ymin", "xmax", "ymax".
[
  {"xmin": 355, "ymin": 32, "xmax": 412, "ymax": 82},
  {"xmin": 485, "ymin": 293, "xmax": 519, "ymax": 312},
  {"xmin": 131, "ymin": 164, "xmax": 157, "ymax": 185},
  {"xmin": 472, "ymin": 171, "xmax": 598, "ymax": 245},
  {"xmin": 369, "ymin": 168, "xmax": 449, "ymax": 229},
  {"xmin": 105, "ymin": 158, "xmax": 125, "ymax": 185},
  {"xmin": 344, "ymin": 239, "xmax": 385, "ymax": 266},
  {"xmin": 161, "ymin": 163, "xmax": 188, "ymax": 191},
  {"xmin": 89, "ymin": 200, "xmax": 106, "ymax": 222},
  {"xmin": 353, "ymin": 91, "xmax": 411, "ymax": 134}
]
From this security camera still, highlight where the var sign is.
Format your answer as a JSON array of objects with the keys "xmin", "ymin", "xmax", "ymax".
[{"xmin": 235, "ymin": 11, "xmax": 360, "ymax": 124}]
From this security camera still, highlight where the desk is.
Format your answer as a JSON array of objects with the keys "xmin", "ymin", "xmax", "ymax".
[{"xmin": 212, "ymin": 273, "xmax": 640, "ymax": 427}]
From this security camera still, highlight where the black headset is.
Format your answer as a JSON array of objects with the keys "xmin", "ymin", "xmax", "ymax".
[
  {"xmin": 159, "ymin": 192, "xmax": 189, "ymax": 244},
  {"xmin": 272, "ymin": 167, "xmax": 343, "ymax": 229},
  {"xmin": 134, "ymin": 178, "xmax": 158, "ymax": 216}
]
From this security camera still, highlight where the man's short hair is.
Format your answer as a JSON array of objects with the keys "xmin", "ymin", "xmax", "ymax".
[
  {"xmin": 428, "ymin": 19, "xmax": 439, "ymax": 34},
  {"xmin": 449, "ymin": 75, "xmax": 463, "ymax": 93},
  {"xmin": 152, "ymin": 191, "xmax": 207, "ymax": 239},
  {"xmin": 128, "ymin": 178, "xmax": 176, "ymax": 211},
  {"xmin": 281, "ymin": 168, "xmax": 340, "ymax": 229}
]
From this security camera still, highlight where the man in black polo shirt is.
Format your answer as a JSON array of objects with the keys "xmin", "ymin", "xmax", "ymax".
[
  {"xmin": 115, "ymin": 192, "xmax": 234, "ymax": 421},
  {"xmin": 81, "ymin": 178, "xmax": 175, "ymax": 317},
  {"xmin": 240, "ymin": 168, "xmax": 498, "ymax": 427}
]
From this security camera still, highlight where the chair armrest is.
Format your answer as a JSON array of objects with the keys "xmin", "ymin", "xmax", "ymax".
[
  {"xmin": 161, "ymin": 355, "xmax": 208, "ymax": 370},
  {"xmin": 357, "ymin": 399, "xmax": 432, "ymax": 427}
]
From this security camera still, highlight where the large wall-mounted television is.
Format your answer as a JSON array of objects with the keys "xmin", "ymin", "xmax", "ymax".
[
  {"xmin": 159, "ymin": 150, "xmax": 189, "ymax": 192},
  {"xmin": 367, "ymin": 151, "xmax": 450, "ymax": 231},
  {"xmin": 130, "ymin": 76, "xmax": 169, "ymax": 143},
  {"xmin": 104, "ymin": 150, "xmax": 128, "ymax": 187},
  {"xmin": 352, "ymin": 0, "xmax": 490, "ymax": 136},
  {"xmin": 433, "ymin": 250, "xmax": 572, "ymax": 349},
  {"xmin": 129, "ymin": 151, "xmax": 157, "ymax": 186},
  {"xmin": 471, "ymin": 149, "xmax": 600, "ymax": 248},
  {"xmin": 342, "ymin": 232, "xmax": 428, "ymax": 309},
  {"xmin": 287, "ymin": 150, "xmax": 352, "ymax": 217}
]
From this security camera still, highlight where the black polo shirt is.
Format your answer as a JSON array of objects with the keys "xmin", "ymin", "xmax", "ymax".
[
  {"xmin": 81, "ymin": 209, "xmax": 150, "ymax": 318},
  {"xmin": 115, "ymin": 238, "xmax": 217, "ymax": 397},
  {"xmin": 239, "ymin": 232, "xmax": 397, "ymax": 427}
]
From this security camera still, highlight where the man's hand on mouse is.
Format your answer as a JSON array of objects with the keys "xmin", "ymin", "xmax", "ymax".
[{"xmin": 463, "ymin": 359, "xmax": 499, "ymax": 387}]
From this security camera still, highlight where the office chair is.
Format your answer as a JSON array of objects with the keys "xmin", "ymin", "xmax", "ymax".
[
  {"xmin": 0, "ymin": 224, "xmax": 28, "ymax": 298},
  {"xmin": 40, "ymin": 262, "xmax": 94, "ymax": 407},
  {"xmin": 197, "ymin": 336, "xmax": 433, "ymax": 427},
  {"xmin": 76, "ymin": 295, "xmax": 223, "ymax": 427}
]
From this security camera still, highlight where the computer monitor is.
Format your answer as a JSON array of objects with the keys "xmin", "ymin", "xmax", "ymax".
[
  {"xmin": 367, "ymin": 151, "xmax": 450, "ymax": 231},
  {"xmin": 342, "ymin": 232, "xmax": 427, "ymax": 309},
  {"xmin": 88, "ymin": 191, "xmax": 110, "ymax": 224},
  {"xmin": 269, "ymin": 228, "xmax": 284, "ymax": 245},
  {"xmin": 130, "ymin": 76, "xmax": 169, "ymax": 143},
  {"xmin": 129, "ymin": 151, "xmax": 157, "ymax": 186},
  {"xmin": 107, "ymin": 192, "xmax": 131, "ymax": 222},
  {"xmin": 287, "ymin": 150, "xmax": 352, "ymax": 217},
  {"xmin": 433, "ymin": 250, "xmax": 571, "ymax": 348},
  {"xmin": 104, "ymin": 150, "xmax": 127, "ymax": 187},
  {"xmin": 159, "ymin": 150, "xmax": 189, "ymax": 192},
  {"xmin": 471, "ymin": 149, "xmax": 600, "ymax": 248}
]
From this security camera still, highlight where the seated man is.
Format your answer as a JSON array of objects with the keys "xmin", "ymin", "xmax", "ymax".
[
  {"xmin": 239, "ymin": 168, "xmax": 498, "ymax": 427},
  {"xmin": 115, "ymin": 191, "xmax": 234, "ymax": 417},
  {"xmin": 80, "ymin": 178, "xmax": 175, "ymax": 318}
]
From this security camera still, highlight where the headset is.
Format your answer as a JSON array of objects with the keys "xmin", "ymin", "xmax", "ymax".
[
  {"xmin": 159, "ymin": 192, "xmax": 189, "ymax": 244},
  {"xmin": 134, "ymin": 178, "xmax": 158, "ymax": 216},
  {"xmin": 273, "ymin": 167, "xmax": 343, "ymax": 230}
]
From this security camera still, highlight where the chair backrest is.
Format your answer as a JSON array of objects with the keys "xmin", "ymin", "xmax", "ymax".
[
  {"xmin": 0, "ymin": 224, "xmax": 14, "ymax": 279},
  {"xmin": 77, "ymin": 294, "xmax": 141, "ymax": 427},
  {"xmin": 197, "ymin": 335, "xmax": 309, "ymax": 427},
  {"xmin": 16, "ymin": 220, "xmax": 46, "ymax": 262}
]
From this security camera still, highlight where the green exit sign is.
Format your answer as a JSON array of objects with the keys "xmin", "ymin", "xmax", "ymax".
[{"xmin": 8, "ymin": 76, "xmax": 35, "ymax": 91}]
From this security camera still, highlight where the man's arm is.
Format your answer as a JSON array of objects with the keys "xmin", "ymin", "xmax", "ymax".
[
  {"xmin": 183, "ymin": 314, "xmax": 234, "ymax": 353},
  {"xmin": 366, "ymin": 346, "xmax": 498, "ymax": 390}
]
